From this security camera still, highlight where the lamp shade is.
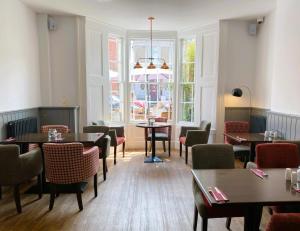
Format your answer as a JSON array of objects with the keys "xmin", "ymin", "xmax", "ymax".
[{"xmin": 232, "ymin": 88, "xmax": 243, "ymax": 97}]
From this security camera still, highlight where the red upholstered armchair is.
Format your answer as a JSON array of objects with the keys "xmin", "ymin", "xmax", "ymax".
[
  {"xmin": 224, "ymin": 121, "xmax": 250, "ymax": 167},
  {"xmin": 266, "ymin": 213, "xmax": 300, "ymax": 231},
  {"xmin": 43, "ymin": 143, "xmax": 99, "ymax": 211},
  {"xmin": 255, "ymin": 143, "xmax": 300, "ymax": 169},
  {"xmin": 109, "ymin": 126, "xmax": 125, "ymax": 165},
  {"xmin": 144, "ymin": 117, "xmax": 171, "ymax": 157},
  {"xmin": 256, "ymin": 143, "xmax": 300, "ymax": 214}
]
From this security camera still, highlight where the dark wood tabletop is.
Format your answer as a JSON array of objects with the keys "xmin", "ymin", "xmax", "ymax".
[
  {"xmin": 192, "ymin": 168, "xmax": 300, "ymax": 207},
  {"xmin": 136, "ymin": 122, "xmax": 171, "ymax": 129},
  {"xmin": 2, "ymin": 133, "xmax": 104, "ymax": 145},
  {"xmin": 224, "ymin": 132, "xmax": 281, "ymax": 143}
]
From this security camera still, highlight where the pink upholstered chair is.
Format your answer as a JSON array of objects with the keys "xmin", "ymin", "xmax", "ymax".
[
  {"xmin": 224, "ymin": 121, "xmax": 250, "ymax": 167},
  {"xmin": 109, "ymin": 126, "xmax": 126, "ymax": 165},
  {"xmin": 43, "ymin": 143, "xmax": 99, "ymax": 211},
  {"xmin": 144, "ymin": 117, "xmax": 171, "ymax": 157}
]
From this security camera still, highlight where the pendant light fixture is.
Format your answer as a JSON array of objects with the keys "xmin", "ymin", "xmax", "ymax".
[{"xmin": 134, "ymin": 17, "xmax": 169, "ymax": 70}]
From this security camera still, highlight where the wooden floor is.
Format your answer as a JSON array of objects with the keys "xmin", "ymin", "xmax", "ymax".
[{"xmin": 0, "ymin": 150, "xmax": 270, "ymax": 231}]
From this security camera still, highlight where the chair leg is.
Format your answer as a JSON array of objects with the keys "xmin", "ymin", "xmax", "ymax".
[
  {"xmin": 37, "ymin": 174, "xmax": 43, "ymax": 199},
  {"xmin": 94, "ymin": 173, "xmax": 98, "ymax": 197},
  {"xmin": 76, "ymin": 184, "xmax": 83, "ymax": 211},
  {"xmin": 168, "ymin": 140, "xmax": 171, "ymax": 157},
  {"xmin": 49, "ymin": 183, "xmax": 56, "ymax": 210},
  {"xmin": 114, "ymin": 146, "xmax": 117, "ymax": 165},
  {"xmin": 185, "ymin": 146, "xmax": 188, "ymax": 165},
  {"xmin": 14, "ymin": 184, "xmax": 22, "ymax": 213},
  {"xmin": 103, "ymin": 157, "xmax": 107, "ymax": 181},
  {"xmin": 122, "ymin": 142, "xmax": 125, "ymax": 158},
  {"xmin": 163, "ymin": 141, "xmax": 166, "ymax": 152},
  {"xmin": 180, "ymin": 143, "xmax": 182, "ymax": 157},
  {"xmin": 226, "ymin": 217, "xmax": 231, "ymax": 230},
  {"xmin": 145, "ymin": 140, "xmax": 148, "ymax": 157},
  {"xmin": 193, "ymin": 205, "xmax": 198, "ymax": 231},
  {"xmin": 202, "ymin": 217, "xmax": 208, "ymax": 231}
]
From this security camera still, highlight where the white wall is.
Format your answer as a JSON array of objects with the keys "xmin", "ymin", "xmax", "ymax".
[
  {"xmin": 220, "ymin": 20, "xmax": 257, "ymax": 108},
  {"xmin": 253, "ymin": 12, "xmax": 275, "ymax": 109},
  {"xmin": 270, "ymin": 0, "xmax": 300, "ymax": 115},
  {"xmin": 0, "ymin": 0, "xmax": 41, "ymax": 112}
]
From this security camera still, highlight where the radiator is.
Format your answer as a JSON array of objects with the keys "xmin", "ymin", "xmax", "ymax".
[{"xmin": 6, "ymin": 117, "xmax": 38, "ymax": 138}]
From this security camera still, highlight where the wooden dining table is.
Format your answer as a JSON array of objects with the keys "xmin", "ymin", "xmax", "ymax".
[
  {"xmin": 192, "ymin": 168, "xmax": 300, "ymax": 231},
  {"xmin": 223, "ymin": 132, "xmax": 282, "ymax": 161},
  {"xmin": 1, "ymin": 132, "xmax": 104, "ymax": 194}
]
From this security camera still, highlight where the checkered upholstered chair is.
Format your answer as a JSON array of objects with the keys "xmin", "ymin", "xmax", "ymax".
[
  {"xmin": 192, "ymin": 144, "xmax": 245, "ymax": 231},
  {"xmin": 28, "ymin": 125, "xmax": 70, "ymax": 151},
  {"xmin": 179, "ymin": 120, "xmax": 211, "ymax": 164},
  {"xmin": 224, "ymin": 121, "xmax": 250, "ymax": 168},
  {"xmin": 43, "ymin": 143, "xmax": 99, "ymax": 211},
  {"xmin": 0, "ymin": 145, "xmax": 43, "ymax": 213},
  {"xmin": 83, "ymin": 126, "xmax": 110, "ymax": 181},
  {"xmin": 266, "ymin": 213, "xmax": 300, "ymax": 231},
  {"xmin": 109, "ymin": 126, "xmax": 125, "ymax": 165},
  {"xmin": 144, "ymin": 117, "xmax": 172, "ymax": 157}
]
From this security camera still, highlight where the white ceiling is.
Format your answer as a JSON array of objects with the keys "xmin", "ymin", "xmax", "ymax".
[{"xmin": 21, "ymin": 0, "xmax": 276, "ymax": 31}]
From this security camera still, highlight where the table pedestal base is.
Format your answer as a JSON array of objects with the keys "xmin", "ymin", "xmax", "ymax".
[{"xmin": 144, "ymin": 156, "xmax": 163, "ymax": 163}]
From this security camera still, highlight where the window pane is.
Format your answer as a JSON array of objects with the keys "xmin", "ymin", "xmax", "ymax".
[
  {"xmin": 181, "ymin": 63, "xmax": 195, "ymax": 82},
  {"xmin": 181, "ymin": 103, "xmax": 194, "ymax": 122},
  {"xmin": 149, "ymin": 84, "xmax": 158, "ymax": 101},
  {"xmin": 130, "ymin": 83, "xmax": 146, "ymax": 101},
  {"xmin": 181, "ymin": 83, "xmax": 194, "ymax": 102},
  {"xmin": 130, "ymin": 101, "xmax": 145, "ymax": 120},
  {"xmin": 183, "ymin": 39, "xmax": 195, "ymax": 63}
]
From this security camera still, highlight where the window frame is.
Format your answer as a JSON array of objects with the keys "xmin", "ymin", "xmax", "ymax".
[
  {"xmin": 108, "ymin": 34, "xmax": 125, "ymax": 122},
  {"xmin": 177, "ymin": 37, "xmax": 197, "ymax": 125},
  {"xmin": 127, "ymin": 38, "xmax": 176, "ymax": 123}
]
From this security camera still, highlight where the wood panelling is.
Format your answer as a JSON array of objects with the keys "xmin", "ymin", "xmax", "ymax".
[
  {"xmin": 267, "ymin": 111, "xmax": 300, "ymax": 140},
  {"xmin": 0, "ymin": 151, "xmax": 270, "ymax": 231},
  {"xmin": 0, "ymin": 108, "xmax": 39, "ymax": 140}
]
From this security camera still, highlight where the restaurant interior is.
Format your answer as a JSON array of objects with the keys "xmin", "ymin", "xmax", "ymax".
[{"xmin": 1, "ymin": 0, "xmax": 300, "ymax": 230}]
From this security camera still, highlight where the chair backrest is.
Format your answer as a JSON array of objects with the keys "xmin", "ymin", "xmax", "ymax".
[
  {"xmin": 154, "ymin": 117, "xmax": 168, "ymax": 134},
  {"xmin": 0, "ymin": 145, "xmax": 21, "ymax": 184},
  {"xmin": 256, "ymin": 143, "xmax": 300, "ymax": 168},
  {"xmin": 224, "ymin": 121, "xmax": 249, "ymax": 144},
  {"xmin": 192, "ymin": 144, "xmax": 234, "ymax": 169},
  {"xmin": 43, "ymin": 143, "xmax": 98, "ymax": 184},
  {"xmin": 199, "ymin": 120, "xmax": 211, "ymax": 132},
  {"xmin": 41, "ymin": 125, "xmax": 69, "ymax": 134},
  {"xmin": 273, "ymin": 140, "xmax": 300, "ymax": 159},
  {"xmin": 83, "ymin": 126, "xmax": 109, "ymax": 135}
]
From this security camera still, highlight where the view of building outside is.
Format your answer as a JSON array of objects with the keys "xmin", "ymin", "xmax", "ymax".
[
  {"xmin": 129, "ymin": 39, "xmax": 174, "ymax": 121},
  {"xmin": 179, "ymin": 38, "xmax": 196, "ymax": 122},
  {"xmin": 108, "ymin": 37, "xmax": 123, "ymax": 121}
]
